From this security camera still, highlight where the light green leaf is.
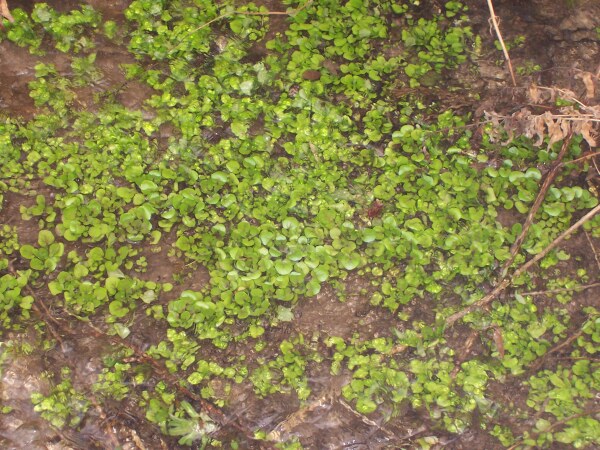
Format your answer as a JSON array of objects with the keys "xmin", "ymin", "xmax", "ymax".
[
  {"xmin": 231, "ymin": 121, "xmax": 248, "ymax": 138},
  {"xmin": 306, "ymin": 280, "xmax": 321, "ymax": 296},
  {"xmin": 275, "ymin": 260, "xmax": 294, "ymax": 275},
  {"xmin": 114, "ymin": 323, "xmax": 131, "ymax": 339},
  {"xmin": 38, "ymin": 230, "xmax": 55, "ymax": 246},
  {"xmin": 19, "ymin": 245, "xmax": 36, "ymax": 260},
  {"xmin": 339, "ymin": 253, "xmax": 361, "ymax": 271},
  {"xmin": 276, "ymin": 306, "xmax": 294, "ymax": 322}
]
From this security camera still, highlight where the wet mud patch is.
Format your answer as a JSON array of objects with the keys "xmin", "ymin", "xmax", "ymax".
[
  {"xmin": 0, "ymin": 44, "xmax": 38, "ymax": 119},
  {"xmin": 293, "ymin": 273, "xmax": 400, "ymax": 341},
  {"xmin": 0, "ymin": 330, "xmax": 55, "ymax": 450},
  {"xmin": 2, "ymin": 192, "xmax": 41, "ymax": 249}
]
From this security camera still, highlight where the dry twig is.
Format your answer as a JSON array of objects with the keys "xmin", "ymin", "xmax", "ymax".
[
  {"xmin": 500, "ymin": 134, "xmax": 573, "ymax": 278},
  {"xmin": 485, "ymin": 0, "xmax": 516, "ymax": 86},
  {"xmin": 446, "ymin": 203, "xmax": 600, "ymax": 326},
  {"xmin": 584, "ymin": 230, "xmax": 600, "ymax": 272},
  {"xmin": 528, "ymin": 327, "xmax": 586, "ymax": 373},
  {"xmin": 507, "ymin": 408, "xmax": 600, "ymax": 450},
  {"xmin": 520, "ymin": 282, "xmax": 600, "ymax": 297}
]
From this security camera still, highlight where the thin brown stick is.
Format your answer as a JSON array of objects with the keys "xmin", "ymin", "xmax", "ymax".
[
  {"xmin": 507, "ymin": 408, "xmax": 600, "ymax": 450},
  {"xmin": 486, "ymin": 0, "xmax": 516, "ymax": 86},
  {"xmin": 529, "ymin": 327, "xmax": 586, "ymax": 373},
  {"xmin": 492, "ymin": 115, "xmax": 600, "ymax": 123},
  {"xmin": 584, "ymin": 230, "xmax": 600, "ymax": 272},
  {"xmin": 446, "ymin": 203, "xmax": 600, "ymax": 326},
  {"xmin": 338, "ymin": 399, "xmax": 399, "ymax": 441},
  {"xmin": 511, "ymin": 204, "xmax": 600, "ymax": 279},
  {"xmin": 563, "ymin": 151, "xmax": 600, "ymax": 166},
  {"xmin": 450, "ymin": 330, "xmax": 480, "ymax": 378},
  {"xmin": 520, "ymin": 282, "xmax": 600, "ymax": 297},
  {"xmin": 546, "ymin": 408, "xmax": 600, "ymax": 432},
  {"xmin": 500, "ymin": 134, "xmax": 573, "ymax": 278}
]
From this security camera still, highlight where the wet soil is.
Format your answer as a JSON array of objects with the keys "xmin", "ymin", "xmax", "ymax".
[{"xmin": 1, "ymin": 0, "xmax": 599, "ymax": 449}]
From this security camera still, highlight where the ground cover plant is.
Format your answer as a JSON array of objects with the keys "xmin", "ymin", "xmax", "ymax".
[{"xmin": 0, "ymin": 0, "xmax": 599, "ymax": 448}]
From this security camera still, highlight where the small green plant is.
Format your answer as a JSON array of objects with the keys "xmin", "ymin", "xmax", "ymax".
[
  {"xmin": 19, "ymin": 230, "xmax": 64, "ymax": 273},
  {"xmin": 516, "ymin": 61, "xmax": 542, "ymax": 76},
  {"xmin": 141, "ymin": 384, "xmax": 216, "ymax": 447},
  {"xmin": 166, "ymin": 401, "xmax": 217, "ymax": 447},
  {"xmin": 31, "ymin": 367, "xmax": 90, "ymax": 429},
  {"xmin": 495, "ymin": 34, "xmax": 526, "ymax": 52},
  {"xmin": 31, "ymin": 3, "xmax": 100, "ymax": 53},
  {"xmin": 251, "ymin": 335, "xmax": 319, "ymax": 401}
]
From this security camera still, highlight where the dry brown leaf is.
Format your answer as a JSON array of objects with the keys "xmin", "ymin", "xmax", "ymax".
[
  {"xmin": 485, "ymin": 81, "xmax": 598, "ymax": 151},
  {"xmin": 560, "ymin": 116, "xmax": 571, "ymax": 139},
  {"xmin": 492, "ymin": 326, "xmax": 505, "ymax": 358},
  {"xmin": 0, "ymin": 0, "xmax": 14, "ymax": 22},
  {"xmin": 531, "ymin": 114, "xmax": 546, "ymax": 146},
  {"xmin": 575, "ymin": 121, "xmax": 598, "ymax": 147},
  {"xmin": 544, "ymin": 112, "xmax": 566, "ymax": 148},
  {"xmin": 576, "ymin": 72, "xmax": 595, "ymax": 100},
  {"xmin": 528, "ymin": 84, "xmax": 541, "ymax": 104}
]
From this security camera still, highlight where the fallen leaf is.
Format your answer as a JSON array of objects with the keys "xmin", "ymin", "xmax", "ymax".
[
  {"xmin": 528, "ymin": 84, "xmax": 541, "ymax": 104},
  {"xmin": 492, "ymin": 326, "xmax": 505, "ymax": 358},
  {"xmin": 575, "ymin": 72, "xmax": 595, "ymax": 99}
]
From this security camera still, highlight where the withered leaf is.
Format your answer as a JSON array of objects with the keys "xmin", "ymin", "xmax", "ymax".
[
  {"xmin": 575, "ymin": 72, "xmax": 595, "ymax": 100},
  {"xmin": 492, "ymin": 327, "xmax": 505, "ymax": 359}
]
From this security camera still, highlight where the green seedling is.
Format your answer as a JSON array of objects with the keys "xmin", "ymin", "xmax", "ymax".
[{"xmin": 19, "ymin": 230, "xmax": 64, "ymax": 273}]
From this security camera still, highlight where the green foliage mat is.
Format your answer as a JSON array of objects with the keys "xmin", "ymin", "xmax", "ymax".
[{"xmin": 1, "ymin": 0, "xmax": 599, "ymax": 448}]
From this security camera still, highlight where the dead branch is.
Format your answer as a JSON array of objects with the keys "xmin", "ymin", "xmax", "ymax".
[
  {"xmin": 564, "ymin": 151, "xmax": 600, "ymax": 166},
  {"xmin": 507, "ymin": 408, "xmax": 600, "ymax": 450},
  {"xmin": 584, "ymin": 230, "xmax": 600, "ymax": 272},
  {"xmin": 446, "ymin": 203, "xmax": 600, "ymax": 326},
  {"xmin": 528, "ymin": 327, "xmax": 585, "ymax": 373},
  {"xmin": 500, "ymin": 134, "xmax": 573, "ymax": 278}
]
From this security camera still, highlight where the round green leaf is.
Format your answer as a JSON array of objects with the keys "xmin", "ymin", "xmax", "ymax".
[
  {"xmin": 275, "ymin": 260, "xmax": 294, "ymax": 275},
  {"xmin": 339, "ymin": 253, "xmax": 361, "ymax": 271},
  {"xmin": 306, "ymin": 280, "xmax": 321, "ymax": 296},
  {"xmin": 19, "ymin": 245, "xmax": 36, "ymax": 260},
  {"xmin": 38, "ymin": 230, "xmax": 55, "ymax": 246}
]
